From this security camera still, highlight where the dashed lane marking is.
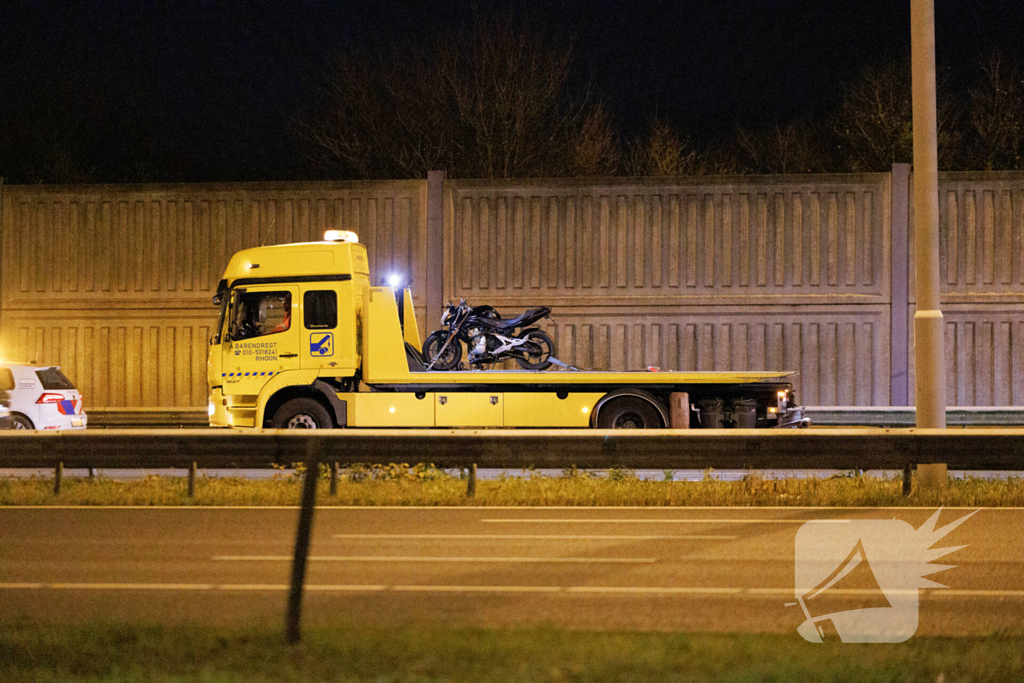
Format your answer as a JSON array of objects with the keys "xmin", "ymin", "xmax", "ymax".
[
  {"xmin": 212, "ymin": 555, "xmax": 657, "ymax": 564},
  {"xmin": 480, "ymin": 519, "xmax": 852, "ymax": 524},
  {"xmin": 331, "ymin": 534, "xmax": 738, "ymax": 540}
]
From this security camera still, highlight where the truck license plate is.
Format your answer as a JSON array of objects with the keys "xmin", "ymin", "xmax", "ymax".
[{"xmin": 71, "ymin": 418, "xmax": 84, "ymax": 427}]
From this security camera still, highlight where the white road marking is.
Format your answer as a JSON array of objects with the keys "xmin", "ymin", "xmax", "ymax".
[
  {"xmin": 1, "ymin": 583, "xmax": 1020, "ymax": 598},
  {"xmin": 331, "ymin": 534, "xmax": 738, "ymax": 540},
  {"xmin": 566, "ymin": 586, "xmax": 742, "ymax": 595},
  {"xmin": 0, "ymin": 505, "xmax": 1018, "ymax": 510},
  {"xmin": 213, "ymin": 555, "xmax": 657, "ymax": 564},
  {"xmin": 49, "ymin": 583, "xmax": 216, "ymax": 590},
  {"xmin": 750, "ymin": 588, "xmax": 920, "ymax": 597},
  {"xmin": 936, "ymin": 589, "xmax": 1024, "ymax": 598},
  {"xmin": 481, "ymin": 518, "xmax": 852, "ymax": 524},
  {"xmin": 392, "ymin": 585, "xmax": 563, "ymax": 593}
]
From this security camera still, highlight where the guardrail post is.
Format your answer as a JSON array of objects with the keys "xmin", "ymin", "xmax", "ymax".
[
  {"xmin": 187, "ymin": 462, "xmax": 197, "ymax": 498},
  {"xmin": 287, "ymin": 437, "xmax": 322, "ymax": 644},
  {"xmin": 53, "ymin": 462, "xmax": 63, "ymax": 495},
  {"xmin": 329, "ymin": 462, "xmax": 339, "ymax": 496},
  {"xmin": 467, "ymin": 463, "xmax": 477, "ymax": 497},
  {"xmin": 902, "ymin": 463, "xmax": 913, "ymax": 496},
  {"xmin": 88, "ymin": 467, "xmax": 96, "ymax": 480}
]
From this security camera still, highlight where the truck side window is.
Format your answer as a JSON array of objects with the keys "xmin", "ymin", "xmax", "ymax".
[
  {"xmin": 304, "ymin": 290, "xmax": 337, "ymax": 330},
  {"xmin": 230, "ymin": 291, "xmax": 291, "ymax": 340}
]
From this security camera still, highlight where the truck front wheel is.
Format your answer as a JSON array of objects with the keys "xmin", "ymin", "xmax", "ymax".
[{"xmin": 271, "ymin": 398, "xmax": 333, "ymax": 429}]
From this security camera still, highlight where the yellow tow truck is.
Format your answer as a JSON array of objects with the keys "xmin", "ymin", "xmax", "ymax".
[{"xmin": 208, "ymin": 231, "xmax": 808, "ymax": 429}]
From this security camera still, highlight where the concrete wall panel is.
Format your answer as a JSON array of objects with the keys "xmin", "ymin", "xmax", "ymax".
[
  {"xmin": 541, "ymin": 306, "xmax": 889, "ymax": 407},
  {"xmin": 907, "ymin": 304, "xmax": 1024, "ymax": 406},
  {"xmin": 908, "ymin": 172, "xmax": 1024, "ymax": 304},
  {"xmin": 1, "ymin": 181, "xmax": 426, "ymax": 310},
  {"xmin": 446, "ymin": 175, "xmax": 890, "ymax": 307}
]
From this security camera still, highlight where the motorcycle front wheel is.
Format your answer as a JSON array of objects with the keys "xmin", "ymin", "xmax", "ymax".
[
  {"xmin": 515, "ymin": 330, "xmax": 554, "ymax": 370},
  {"xmin": 422, "ymin": 331, "xmax": 462, "ymax": 370}
]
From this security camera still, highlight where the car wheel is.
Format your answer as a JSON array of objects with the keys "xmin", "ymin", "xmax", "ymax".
[
  {"xmin": 12, "ymin": 415, "xmax": 34, "ymax": 430},
  {"xmin": 271, "ymin": 398, "xmax": 333, "ymax": 429},
  {"xmin": 596, "ymin": 397, "xmax": 663, "ymax": 429}
]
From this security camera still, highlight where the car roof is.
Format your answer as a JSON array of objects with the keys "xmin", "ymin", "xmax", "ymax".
[{"xmin": 0, "ymin": 363, "xmax": 59, "ymax": 370}]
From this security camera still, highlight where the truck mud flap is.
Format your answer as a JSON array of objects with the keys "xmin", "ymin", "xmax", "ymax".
[{"xmin": 312, "ymin": 380, "xmax": 348, "ymax": 427}]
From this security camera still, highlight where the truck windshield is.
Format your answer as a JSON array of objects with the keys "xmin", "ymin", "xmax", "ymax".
[{"xmin": 228, "ymin": 290, "xmax": 291, "ymax": 341}]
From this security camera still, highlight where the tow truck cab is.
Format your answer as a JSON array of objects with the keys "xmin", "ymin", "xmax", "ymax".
[{"xmin": 208, "ymin": 231, "xmax": 808, "ymax": 430}]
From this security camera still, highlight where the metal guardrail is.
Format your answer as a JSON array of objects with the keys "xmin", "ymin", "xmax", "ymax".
[
  {"xmin": 3, "ymin": 428, "xmax": 1023, "ymax": 643},
  {"xmin": 2, "ymin": 428, "xmax": 1024, "ymax": 470},
  {"xmin": 804, "ymin": 406, "xmax": 1024, "ymax": 427},
  {"xmin": 84, "ymin": 407, "xmax": 1024, "ymax": 429},
  {"xmin": 86, "ymin": 408, "xmax": 208, "ymax": 428}
]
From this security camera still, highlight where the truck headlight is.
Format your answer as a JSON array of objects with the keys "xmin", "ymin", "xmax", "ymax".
[{"xmin": 208, "ymin": 401, "xmax": 216, "ymax": 417}]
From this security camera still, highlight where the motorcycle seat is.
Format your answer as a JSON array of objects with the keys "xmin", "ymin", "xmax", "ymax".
[{"xmin": 499, "ymin": 307, "xmax": 551, "ymax": 328}]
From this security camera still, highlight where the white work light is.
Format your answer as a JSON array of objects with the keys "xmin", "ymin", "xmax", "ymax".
[{"xmin": 323, "ymin": 230, "xmax": 359, "ymax": 243}]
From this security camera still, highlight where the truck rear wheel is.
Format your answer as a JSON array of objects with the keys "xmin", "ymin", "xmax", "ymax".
[
  {"xmin": 271, "ymin": 398, "xmax": 333, "ymax": 429},
  {"xmin": 596, "ymin": 397, "xmax": 663, "ymax": 429}
]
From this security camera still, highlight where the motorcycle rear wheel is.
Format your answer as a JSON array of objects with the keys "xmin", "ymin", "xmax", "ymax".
[
  {"xmin": 423, "ymin": 331, "xmax": 462, "ymax": 370},
  {"xmin": 515, "ymin": 330, "xmax": 554, "ymax": 370}
]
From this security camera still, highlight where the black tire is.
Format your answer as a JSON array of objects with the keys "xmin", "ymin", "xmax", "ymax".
[
  {"xmin": 422, "ymin": 330, "xmax": 462, "ymax": 370},
  {"xmin": 515, "ymin": 330, "xmax": 554, "ymax": 370},
  {"xmin": 596, "ymin": 397, "xmax": 663, "ymax": 429},
  {"xmin": 12, "ymin": 414, "xmax": 34, "ymax": 430},
  {"xmin": 271, "ymin": 398, "xmax": 333, "ymax": 429}
]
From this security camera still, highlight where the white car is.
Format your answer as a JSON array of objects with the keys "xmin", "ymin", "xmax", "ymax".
[{"xmin": 0, "ymin": 363, "xmax": 88, "ymax": 430}]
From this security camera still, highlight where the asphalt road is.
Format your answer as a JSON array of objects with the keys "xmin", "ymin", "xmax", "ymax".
[{"xmin": 0, "ymin": 507, "xmax": 1021, "ymax": 636}]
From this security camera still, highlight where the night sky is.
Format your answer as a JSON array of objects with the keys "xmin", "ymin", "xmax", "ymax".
[{"xmin": 2, "ymin": 0, "xmax": 1023, "ymax": 183}]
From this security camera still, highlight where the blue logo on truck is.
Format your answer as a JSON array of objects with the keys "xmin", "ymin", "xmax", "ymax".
[{"xmin": 310, "ymin": 333, "xmax": 333, "ymax": 357}]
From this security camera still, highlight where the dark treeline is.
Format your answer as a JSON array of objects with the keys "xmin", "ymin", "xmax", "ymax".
[
  {"xmin": 2, "ymin": 15, "xmax": 1023, "ymax": 184},
  {"xmin": 295, "ymin": 18, "xmax": 1024, "ymax": 180}
]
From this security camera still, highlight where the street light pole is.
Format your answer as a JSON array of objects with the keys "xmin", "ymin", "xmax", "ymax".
[{"xmin": 910, "ymin": 0, "xmax": 947, "ymax": 485}]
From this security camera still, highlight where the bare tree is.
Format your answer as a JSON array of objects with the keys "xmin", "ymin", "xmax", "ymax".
[
  {"xmin": 831, "ymin": 60, "xmax": 913, "ymax": 171},
  {"xmin": 625, "ymin": 118, "xmax": 733, "ymax": 176},
  {"xmin": 296, "ymin": 15, "xmax": 618, "ymax": 179},
  {"xmin": 562, "ymin": 103, "xmax": 620, "ymax": 177},
  {"xmin": 733, "ymin": 120, "xmax": 833, "ymax": 174},
  {"xmin": 967, "ymin": 50, "xmax": 1024, "ymax": 170},
  {"xmin": 829, "ymin": 57, "xmax": 963, "ymax": 172}
]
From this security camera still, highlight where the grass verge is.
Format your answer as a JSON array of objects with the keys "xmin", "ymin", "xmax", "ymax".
[
  {"xmin": 1, "ymin": 623, "xmax": 1021, "ymax": 682},
  {"xmin": 1, "ymin": 466, "xmax": 1023, "ymax": 506}
]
